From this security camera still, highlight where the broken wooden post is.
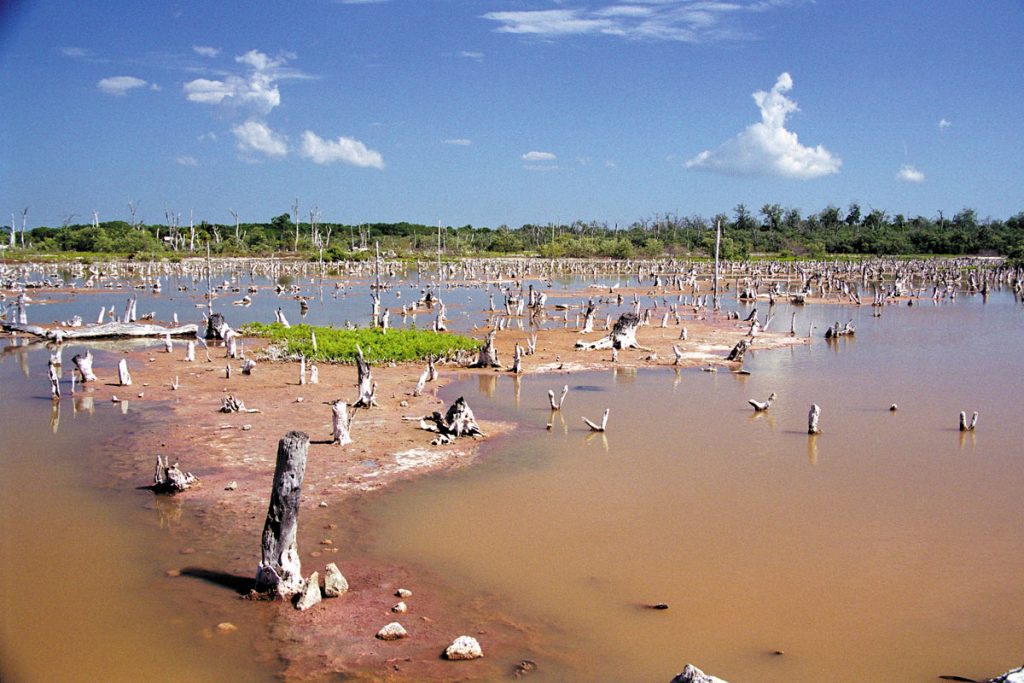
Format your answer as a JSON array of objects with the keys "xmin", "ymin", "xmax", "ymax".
[
  {"xmin": 808, "ymin": 404, "xmax": 822, "ymax": 434},
  {"xmin": 331, "ymin": 400, "xmax": 354, "ymax": 445},
  {"xmin": 959, "ymin": 411, "xmax": 978, "ymax": 432},
  {"xmin": 255, "ymin": 431, "xmax": 310, "ymax": 597},
  {"xmin": 72, "ymin": 350, "xmax": 98, "ymax": 382},
  {"xmin": 117, "ymin": 358, "xmax": 132, "ymax": 386},
  {"xmin": 152, "ymin": 455, "xmax": 197, "ymax": 494}
]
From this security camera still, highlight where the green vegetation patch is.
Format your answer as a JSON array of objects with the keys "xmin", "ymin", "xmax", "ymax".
[{"xmin": 240, "ymin": 322, "xmax": 480, "ymax": 363}]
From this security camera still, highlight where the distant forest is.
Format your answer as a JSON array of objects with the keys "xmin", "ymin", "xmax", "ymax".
[{"xmin": 5, "ymin": 204, "xmax": 1024, "ymax": 263}]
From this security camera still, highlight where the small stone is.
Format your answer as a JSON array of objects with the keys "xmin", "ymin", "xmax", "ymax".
[
  {"xmin": 296, "ymin": 397, "xmax": 304, "ymax": 403},
  {"xmin": 445, "ymin": 635, "xmax": 483, "ymax": 660},
  {"xmin": 324, "ymin": 562, "xmax": 349, "ymax": 597},
  {"xmin": 318, "ymin": 501, "xmax": 328, "ymax": 508},
  {"xmin": 165, "ymin": 569, "xmax": 181, "ymax": 577},
  {"xmin": 295, "ymin": 572, "xmax": 322, "ymax": 611},
  {"xmin": 137, "ymin": 393, "xmax": 144, "ymax": 398},
  {"xmin": 320, "ymin": 539, "xmax": 333, "ymax": 545},
  {"xmin": 241, "ymin": 424, "xmax": 252, "ymax": 431},
  {"xmin": 376, "ymin": 622, "xmax": 408, "ymax": 641},
  {"xmin": 889, "ymin": 403, "xmax": 898, "ymax": 411},
  {"xmin": 391, "ymin": 601, "xmax": 408, "ymax": 613},
  {"xmin": 670, "ymin": 663, "xmax": 729, "ymax": 683},
  {"xmin": 400, "ymin": 400, "xmax": 408, "ymax": 408},
  {"xmin": 395, "ymin": 588, "xmax": 413, "ymax": 598},
  {"xmin": 216, "ymin": 622, "xmax": 237, "ymax": 634},
  {"xmin": 650, "ymin": 602, "xmax": 669, "ymax": 610},
  {"xmin": 224, "ymin": 481, "xmax": 238, "ymax": 491}
]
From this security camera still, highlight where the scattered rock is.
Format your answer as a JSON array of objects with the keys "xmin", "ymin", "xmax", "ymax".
[
  {"xmin": 324, "ymin": 562, "xmax": 349, "ymax": 597},
  {"xmin": 216, "ymin": 622, "xmax": 237, "ymax": 634},
  {"xmin": 165, "ymin": 569, "xmax": 181, "ymax": 577},
  {"xmin": 224, "ymin": 480, "xmax": 238, "ymax": 491},
  {"xmin": 445, "ymin": 635, "xmax": 483, "ymax": 660},
  {"xmin": 669, "ymin": 663, "xmax": 728, "ymax": 683},
  {"xmin": 513, "ymin": 659, "xmax": 538, "ymax": 678},
  {"xmin": 400, "ymin": 400, "xmax": 408, "ymax": 407},
  {"xmin": 241, "ymin": 424, "xmax": 252, "ymax": 431},
  {"xmin": 391, "ymin": 601, "xmax": 408, "ymax": 613},
  {"xmin": 395, "ymin": 588, "xmax": 413, "ymax": 598},
  {"xmin": 295, "ymin": 572, "xmax": 322, "ymax": 611},
  {"xmin": 318, "ymin": 501, "xmax": 328, "ymax": 508},
  {"xmin": 376, "ymin": 622, "xmax": 408, "ymax": 641},
  {"xmin": 296, "ymin": 397, "xmax": 304, "ymax": 403},
  {"xmin": 320, "ymin": 539, "xmax": 333, "ymax": 546},
  {"xmin": 889, "ymin": 403, "xmax": 898, "ymax": 411}
]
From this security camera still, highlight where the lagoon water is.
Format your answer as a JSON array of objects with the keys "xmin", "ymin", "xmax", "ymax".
[{"xmin": 2, "ymin": 269, "xmax": 1022, "ymax": 682}]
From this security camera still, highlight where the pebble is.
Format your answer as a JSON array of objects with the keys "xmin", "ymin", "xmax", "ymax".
[
  {"xmin": 399, "ymin": 400, "xmax": 408, "ymax": 407},
  {"xmin": 376, "ymin": 622, "xmax": 408, "ymax": 641},
  {"xmin": 889, "ymin": 403, "xmax": 898, "ymax": 411},
  {"xmin": 224, "ymin": 481, "xmax": 238, "ymax": 491},
  {"xmin": 391, "ymin": 601, "xmax": 408, "ymax": 614},
  {"xmin": 318, "ymin": 501, "xmax": 328, "ymax": 508},
  {"xmin": 241, "ymin": 424, "xmax": 252, "ymax": 431},
  {"xmin": 165, "ymin": 569, "xmax": 181, "ymax": 577},
  {"xmin": 395, "ymin": 588, "xmax": 413, "ymax": 598},
  {"xmin": 216, "ymin": 622, "xmax": 237, "ymax": 634},
  {"xmin": 445, "ymin": 635, "xmax": 483, "ymax": 660},
  {"xmin": 320, "ymin": 539, "xmax": 333, "ymax": 545},
  {"xmin": 296, "ymin": 397, "xmax": 304, "ymax": 403}
]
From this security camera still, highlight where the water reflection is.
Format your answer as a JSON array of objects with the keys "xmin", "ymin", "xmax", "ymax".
[
  {"xmin": 73, "ymin": 395, "xmax": 95, "ymax": 415},
  {"xmin": 807, "ymin": 434, "xmax": 819, "ymax": 465},
  {"xmin": 478, "ymin": 373, "xmax": 497, "ymax": 397},
  {"xmin": 50, "ymin": 400, "xmax": 60, "ymax": 433},
  {"xmin": 584, "ymin": 431, "xmax": 609, "ymax": 453}
]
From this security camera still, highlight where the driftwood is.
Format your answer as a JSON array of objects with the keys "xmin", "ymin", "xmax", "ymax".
[
  {"xmin": 221, "ymin": 394, "xmax": 260, "ymax": 413},
  {"xmin": 2, "ymin": 321, "xmax": 198, "ymax": 341},
  {"xmin": 583, "ymin": 408, "xmax": 610, "ymax": 432},
  {"xmin": 72, "ymin": 350, "xmax": 98, "ymax": 382},
  {"xmin": 420, "ymin": 396, "xmax": 483, "ymax": 444},
  {"xmin": 749, "ymin": 392, "xmax": 777, "ymax": 411},
  {"xmin": 725, "ymin": 339, "xmax": 749, "ymax": 362},
  {"xmin": 255, "ymin": 431, "xmax": 310, "ymax": 597},
  {"xmin": 152, "ymin": 455, "xmax": 197, "ymax": 494},
  {"xmin": 576, "ymin": 312, "xmax": 648, "ymax": 351},
  {"xmin": 959, "ymin": 411, "xmax": 978, "ymax": 432},
  {"xmin": 824, "ymin": 320, "xmax": 855, "ymax": 339},
  {"xmin": 548, "ymin": 384, "xmax": 568, "ymax": 410},
  {"xmin": 470, "ymin": 329, "xmax": 501, "ymax": 368}
]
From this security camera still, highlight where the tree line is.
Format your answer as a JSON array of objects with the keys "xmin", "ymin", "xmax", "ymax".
[{"xmin": 5, "ymin": 204, "xmax": 1023, "ymax": 262}]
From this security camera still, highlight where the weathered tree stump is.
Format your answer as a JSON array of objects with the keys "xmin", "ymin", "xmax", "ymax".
[
  {"xmin": 548, "ymin": 384, "xmax": 568, "ymax": 410},
  {"xmin": 152, "ymin": 455, "xmax": 197, "ymax": 494},
  {"xmin": 205, "ymin": 313, "xmax": 227, "ymax": 340},
  {"xmin": 959, "ymin": 410, "xmax": 978, "ymax": 432},
  {"xmin": 353, "ymin": 346, "xmax": 377, "ymax": 408},
  {"xmin": 117, "ymin": 358, "xmax": 132, "ymax": 386},
  {"xmin": 47, "ymin": 359, "xmax": 60, "ymax": 399},
  {"xmin": 583, "ymin": 408, "xmax": 610, "ymax": 432},
  {"xmin": 420, "ymin": 396, "xmax": 483, "ymax": 444},
  {"xmin": 255, "ymin": 431, "xmax": 310, "ymax": 597},
  {"xmin": 331, "ymin": 400, "xmax": 355, "ymax": 445},
  {"xmin": 576, "ymin": 312, "xmax": 648, "ymax": 351},
  {"xmin": 72, "ymin": 350, "xmax": 98, "ymax": 383},
  {"xmin": 470, "ymin": 329, "xmax": 502, "ymax": 368},
  {"xmin": 808, "ymin": 404, "xmax": 822, "ymax": 434},
  {"xmin": 725, "ymin": 339, "xmax": 749, "ymax": 362}
]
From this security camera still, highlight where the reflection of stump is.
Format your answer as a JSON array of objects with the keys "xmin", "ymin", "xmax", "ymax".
[
  {"xmin": 255, "ymin": 431, "xmax": 310, "ymax": 597},
  {"xmin": 576, "ymin": 312, "xmax": 645, "ymax": 351}
]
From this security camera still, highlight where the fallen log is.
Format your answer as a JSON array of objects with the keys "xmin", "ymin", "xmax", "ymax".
[
  {"xmin": 3, "ymin": 321, "xmax": 199, "ymax": 341},
  {"xmin": 255, "ymin": 431, "xmax": 310, "ymax": 597}
]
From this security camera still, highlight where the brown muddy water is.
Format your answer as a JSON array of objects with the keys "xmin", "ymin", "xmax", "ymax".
[
  {"xmin": 361, "ymin": 295, "xmax": 1024, "ymax": 682},
  {"xmin": 0, "ymin": 343, "xmax": 280, "ymax": 683}
]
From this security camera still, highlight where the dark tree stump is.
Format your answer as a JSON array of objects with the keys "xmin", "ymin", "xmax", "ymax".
[
  {"xmin": 725, "ymin": 339, "xmax": 749, "ymax": 362},
  {"xmin": 205, "ymin": 313, "xmax": 227, "ymax": 340},
  {"xmin": 255, "ymin": 431, "xmax": 310, "ymax": 597}
]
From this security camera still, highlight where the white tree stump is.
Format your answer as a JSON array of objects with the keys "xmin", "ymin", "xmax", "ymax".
[
  {"xmin": 548, "ymin": 384, "xmax": 568, "ymax": 410},
  {"xmin": 117, "ymin": 358, "xmax": 132, "ymax": 386},
  {"xmin": 185, "ymin": 340, "xmax": 196, "ymax": 362},
  {"xmin": 470, "ymin": 329, "xmax": 501, "ymax": 368},
  {"xmin": 583, "ymin": 408, "xmax": 610, "ymax": 432},
  {"xmin": 47, "ymin": 359, "xmax": 60, "ymax": 399},
  {"xmin": 959, "ymin": 411, "xmax": 978, "ymax": 432},
  {"xmin": 255, "ymin": 431, "xmax": 310, "ymax": 597},
  {"xmin": 72, "ymin": 350, "xmax": 98, "ymax": 382},
  {"xmin": 808, "ymin": 404, "xmax": 822, "ymax": 434},
  {"xmin": 576, "ymin": 312, "xmax": 647, "ymax": 351},
  {"xmin": 353, "ymin": 346, "xmax": 377, "ymax": 408},
  {"xmin": 331, "ymin": 400, "xmax": 355, "ymax": 445}
]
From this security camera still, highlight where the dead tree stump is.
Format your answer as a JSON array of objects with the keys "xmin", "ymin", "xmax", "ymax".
[
  {"xmin": 353, "ymin": 346, "xmax": 377, "ymax": 408},
  {"xmin": 72, "ymin": 350, "xmax": 97, "ymax": 382},
  {"xmin": 152, "ymin": 455, "xmax": 197, "ymax": 493},
  {"xmin": 470, "ymin": 329, "xmax": 502, "ymax": 368},
  {"xmin": 255, "ymin": 431, "xmax": 310, "ymax": 597},
  {"xmin": 117, "ymin": 358, "xmax": 132, "ymax": 386},
  {"xmin": 575, "ymin": 312, "xmax": 647, "ymax": 351},
  {"xmin": 808, "ymin": 404, "xmax": 822, "ymax": 434},
  {"xmin": 726, "ymin": 339, "xmax": 749, "ymax": 362},
  {"xmin": 331, "ymin": 400, "xmax": 355, "ymax": 445},
  {"xmin": 205, "ymin": 313, "xmax": 227, "ymax": 340}
]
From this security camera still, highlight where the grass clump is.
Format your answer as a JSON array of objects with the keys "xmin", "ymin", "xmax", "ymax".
[{"xmin": 240, "ymin": 322, "xmax": 480, "ymax": 364}]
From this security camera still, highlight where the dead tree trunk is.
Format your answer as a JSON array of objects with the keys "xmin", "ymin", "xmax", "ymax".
[
  {"xmin": 72, "ymin": 350, "xmax": 97, "ymax": 382},
  {"xmin": 580, "ymin": 301, "xmax": 596, "ymax": 334},
  {"xmin": 152, "ymin": 455, "xmax": 197, "ymax": 493},
  {"xmin": 117, "ymin": 358, "xmax": 132, "ymax": 386},
  {"xmin": 205, "ymin": 313, "xmax": 227, "ymax": 340},
  {"xmin": 725, "ymin": 339, "xmax": 749, "ymax": 362},
  {"xmin": 575, "ymin": 312, "xmax": 647, "ymax": 351},
  {"xmin": 331, "ymin": 400, "xmax": 355, "ymax": 445},
  {"xmin": 470, "ymin": 329, "xmax": 501, "ymax": 368},
  {"xmin": 353, "ymin": 346, "xmax": 377, "ymax": 407},
  {"xmin": 808, "ymin": 404, "xmax": 822, "ymax": 434},
  {"xmin": 419, "ymin": 396, "xmax": 483, "ymax": 444},
  {"xmin": 47, "ymin": 359, "xmax": 60, "ymax": 398},
  {"xmin": 255, "ymin": 431, "xmax": 310, "ymax": 597}
]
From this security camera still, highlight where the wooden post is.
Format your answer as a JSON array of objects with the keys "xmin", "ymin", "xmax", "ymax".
[
  {"xmin": 185, "ymin": 340, "xmax": 195, "ymax": 362},
  {"xmin": 255, "ymin": 431, "xmax": 310, "ymax": 597},
  {"xmin": 808, "ymin": 404, "xmax": 821, "ymax": 434},
  {"xmin": 712, "ymin": 219, "xmax": 721, "ymax": 312},
  {"xmin": 353, "ymin": 345, "xmax": 377, "ymax": 407},
  {"xmin": 117, "ymin": 358, "xmax": 132, "ymax": 386}
]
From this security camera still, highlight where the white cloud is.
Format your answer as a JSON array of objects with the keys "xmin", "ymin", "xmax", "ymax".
[
  {"xmin": 176, "ymin": 155, "xmax": 199, "ymax": 167},
  {"xmin": 183, "ymin": 49, "xmax": 291, "ymax": 114},
  {"xmin": 482, "ymin": 1, "xmax": 793, "ymax": 43},
  {"xmin": 97, "ymin": 75, "xmax": 149, "ymax": 96},
  {"xmin": 686, "ymin": 72, "xmax": 841, "ymax": 179},
  {"xmin": 896, "ymin": 165, "xmax": 925, "ymax": 183},
  {"xmin": 522, "ymin": 150, "xmax": 556, "ymax": 161},
  {"xmin": 460, "ymin": 51, "xmax": 484, "ymax": 60},
  {"xmin": 444, "ymin": 138, "xmax": 472, "ymax": 146},
  {"xmin": 232, "ymin": 120, "xmax": 288, "ymax": 158},
  {"xmin": 193, "ymin": 45, "xmax": 220, "ymax": 58},
  {"xmin": 939, "ymin": 118, "xmax": 952, "ymax": 131},
  {"xmin": 61, "ymin": 46, "xmax": 91, "ymax": 58},
  {"xmin": 300, "ymin": 131, "xmax": 384, "ymax": 169}
]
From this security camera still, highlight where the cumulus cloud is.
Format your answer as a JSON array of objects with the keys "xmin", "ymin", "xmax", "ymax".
[
  {"xmin": 896, "ymin": 165, "xmax": 925, "ymax": 183},
  {"xmin": 97, "ymin": 75, "xmax": 149, "ymax": 96},
  {"xmin": 176, "ymin": 155, "xmax": 199, "ymax": 167},
  {"xmin": 521, "ymin": 150, "xmax": 556, "ymax": 161},
  {"xmin": 232, "ymin": 120, "xmax": 288, "ymax": 158},
  {"xmin": 193, "ymin": 45, "xmax": 220, "ymax": 58},
  {"xmin": 482, "ymin": 1, "xmax": 795, "ymax": 43},
  {"xmin": 300, "ymin": 131, "xmax": 384, "ymax": 169},
  {"xmin": 686, "ymin": 72, "xmax": 841, "ymax": 179},
  {"xmin": 444, "ymin": 138, "xmax": 472, "ymax": 146},
  {"xmin": 939, "ymin": 118, "xmax": 952, "ymax": 131},
  {"xmin": 183, "ymin": 49, "xmax": 294, "ymax": 114}
]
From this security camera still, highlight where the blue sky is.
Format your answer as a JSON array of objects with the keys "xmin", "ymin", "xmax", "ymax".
[{"xmin": 2, "ymin": 0, "xmax": 1022, "ymax": 230}]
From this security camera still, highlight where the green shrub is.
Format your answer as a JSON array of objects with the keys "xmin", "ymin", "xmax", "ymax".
[{"xmin": 239, "ymin": 323, "xmax": 480, "ymax": 363}]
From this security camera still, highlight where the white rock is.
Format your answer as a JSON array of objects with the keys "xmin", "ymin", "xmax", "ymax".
[
  {"xmin": 445, "ymin": 635, "xmax": 483, "ymax": 661},
  {"xmin": 395, "ymin": 588, "xmax": 412, "ymax": 598},
  {"xmin": 988, "ymin": 666, "xmax": 1024, "ymax": 683},
  {"xmin": 323, "ymin": 562, "xmax": 348, "ymax": 597},
  {"xmin": 294, "ymin": 572, "xmax": 322, "ymax": 611},
  {"xmin": 376, "ymin": 622, "xmax": 408, "ymax": 641},
  {"xmin": 391, "ymin": 601, "xmax": 407, "ymax": 613}
]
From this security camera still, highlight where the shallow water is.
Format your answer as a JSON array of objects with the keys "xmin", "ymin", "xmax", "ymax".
[
  {"xmin": 362, "ymin": 292, "xmax": 1024, "ymax": 682},
  {"xmin": 0, "ymin": 343, "xmax": 279, "ymax": 682}
]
